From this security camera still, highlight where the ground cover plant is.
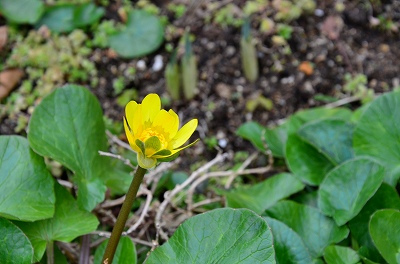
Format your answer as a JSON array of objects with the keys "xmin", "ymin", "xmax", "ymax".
[{"xmin": 1, "ymin": 0, "xmax": 400, "ymax": 263}]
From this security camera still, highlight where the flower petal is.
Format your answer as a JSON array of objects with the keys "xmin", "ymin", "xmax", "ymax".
[
  {"xmin": 141, "ymin": 94, "xmax": 161, "ymax": 124},
  {"xmin": 170, "ymin": 138, "xmax": 200, "ymax": 155},
  {"xmin": 152, "ymin": 109, "xmax": 179, "ymax": 140},
  {"xmin": 171, "ymin": 119, "xmax": 198, "ymax": 149},
  {"xmin": 168, "ymin": 109, "xmax": 180, "ymax": 139},
  {"xmin": 125, "ymin": 101, "xmax": 141, "ymax": 135},
  {"xmin": 124, "ymin": 116, "xmax": 140, "ymax": 153},
  {"xmin": 137, "ymin": 152, "xmax": 157, "ymax": 169}
]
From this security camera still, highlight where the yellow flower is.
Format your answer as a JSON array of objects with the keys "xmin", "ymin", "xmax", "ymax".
[{"xmin": 124, "ymin": 94, "xmax": 198, "ymax": 169}]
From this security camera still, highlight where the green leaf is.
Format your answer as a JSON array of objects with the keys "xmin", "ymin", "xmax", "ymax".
[
  {"xmin": 36, "ymin": 4, "xmax": 75, "ymax": 33},
  {"xmin": 236, "ymin": 121, "xmax": 267, "ymax": 152},
  {"xmin": 264, "ymin": 124, "xmax": 288, "ymax": 157},
  {"xmin": 264, "ymin": 217, "xmax": 312, "ymax": 264},
  {"xmin": 0, "ymin": 0, "xmax": 44, "ymax": 24},
  {"xmin": 108, "ymin": 10, "xmax": 164, "ymax": 58},
  {"xmin": 349, "ymin": 183, "xmax": 400, "ymax": 263},
  {"xmin": 369, "ymin": 209, "xmax": 400, "ymax": 264},
  {"xmin": 225, "ymin": 173, "xmax": 304, "ymax": 214},
  {"xmin": 353, "ymin": 91, "xmax": 400, "ymax": 185},
  {"xmin": 94, "ymin": 236, "xmax": 137, "ymax": 264},
  {"xmin": 15, "ymin": 183, "xmax": 99, "ymax": 262},
  {"xmin": 318, "ymin": 158, "xmax": 385, "ymax": 226},
  {"xmin": 28, "ymin": 85, "xmax": 107, "ymax": 211},
  {"xmin": 285, "ymin": 134, "xmax": 334, "ymax": 185},
  {"xmin": 323, "ymin": 245, "xmax": 360, "ymax": 264},
  {"xmin": 146, "ymin": 208, "xmax": 275, "ymax": 264},
  {"xmin": 73, "ymin": 2, "xmax": 104, "ymax": 28},
  {"xmin": 0, "ymin": 218, "xmax": 33, "ymax": 263},
  {"xmin": 287, "ymin": 107, "xmax": 353, "ymax": 134},
  {"xmin": 36, "ymin": 3, "xmax": 104, "ymax": 33},
  {"xmin": 266, "ymin": 200, "xmax": 349, "ymax": 258},
  {"xmin": 298, "ymin": 119, "xmax": 354, "ymax": 164},
  {"xmin": 0, "ymin": 136, "xmax": 55, "ymax": 221}
]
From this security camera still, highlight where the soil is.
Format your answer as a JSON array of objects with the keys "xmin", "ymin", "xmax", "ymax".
[{"xmin": 1, "ymin": 0, "xmax": 400, "ymax": 166}]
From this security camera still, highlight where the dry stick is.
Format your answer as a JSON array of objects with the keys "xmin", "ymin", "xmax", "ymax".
[
  {"xmin": 224, "ymin": 152, "xmax": 258, "ymax": 189},
  {"xmin": 186, "ymin": 165, "xmax": 272, "ymax": 212},
  {"xmin": 91, "ymin": 231, "xmax": 153, "ymax": 247},
  {"xmin": 106, "ymin": 130, "xmax": 132, "ymax": 151},
  {"xmin": 191, "ymin": 197, "xmax": 222, "ymax": 210},
  {"xmin": 125, "ymin": 187, "xmax": 153, "ymax": 234},
  {"xmin": 98, "ymin": 150, "xmax": 135, "ymax": 169},
  {"xmin": 154, "ymin": 152, "xmax": 230, "ymax": 243}
]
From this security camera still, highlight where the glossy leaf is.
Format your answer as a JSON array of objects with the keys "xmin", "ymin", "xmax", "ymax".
[
  {"xmin": 323, "ymin": 245, "xmax": 360, "ymax": 264},
  {"xmin": 285, "ymin": 134, "xmax": 334, "ymax": 185},
  {"xmin": 28, "ymin": 85, "xmax": 107, "ymax": 211},
  {"xmin": 298, "ymin": 119, "xmax": 354, "ymax": 164},
  {"xmin": 0, "ymin": 218, "xmax": 33, "ymax": 263},
  {"xmin": 108, "ymin": 10, "xmax": 164, "ymax": 58},
  {"xmin": 94, "ymin": 237, "xmax": 137, "ymax": 264},
  {"xmin": 236, "ymin": 121, "xmax": 267, "ymax": 152},
  {"xmin": 0, "ymin": 136, "xmax": 55, "ymax": 221},
  {"xmin": 146, "ymin": 208, "xmax": 275, "ymax": 264},
  {"xmin": 353, "ymin": 91, "xmax": 400, "ymax": 185},
  {"xmin": 263, "ymin": 124, "xmax": 288, "ymax": 157},
  {"xmin": 369, "ymin": 209, "xmax": 400, "ymax": 264},
  {"xmin": 15, "ymin": 183, "xmax": 99, "ymax": 262},
  {"xmin": 225, "ymin": 173, "xmax": 304, "ymax": 214},
  {"xmin": 0, "ymin": 0, "xmax": 44, "ymax": 24},
  {"xmin": 266, "ymin": 200, "xmax": 349, "ymax": 258},
  {"xmin": 36, "ymin": 3, "xmax": 104, "ymax": 33},
  {"xmin": 349, "ymin": 183, "xmax": 400, "ymax": 263},
  {"xmin": 318, "ymin": 158, "xmax": 385, "ymax": 226},
  {"xmin": 264, "ymin": 217, "xmax": 312, "ymax": 264}
]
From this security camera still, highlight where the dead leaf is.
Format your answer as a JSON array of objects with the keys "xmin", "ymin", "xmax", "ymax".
[
  {"xmin": 0, "ymin": 69, "xmax": 24, "ymax": 100},
  {"xmin": 321, "ymin": 15, "xmax": 344, "ymax": 40},
  {"xmin": 298, "ymin": 61, "xmax": 314, "ymax": 76},
  {"xmin": 0, "ymin": 26, "xmax": 8, "ymax": 51}
]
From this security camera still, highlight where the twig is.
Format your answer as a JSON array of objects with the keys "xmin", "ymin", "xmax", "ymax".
[
  {"xmin": 154, "ymin": 152, "xmax": 230, "ymax": 243},
  {"xmin": 90, "ymin": 231, "xmax": 153, "ymax": 247},
  {"xmin": 186, "ymin": 165, "xmax": 272, "ymax": 211},
  {"xmin": 106, "ymin": 130, "xmax": 132, "ymax": 151},
  {"xmin": 98, "ymin": 150, "xmax": 135, "ymax": 169},
  {"xmin": 57, "ymin": 179, "xmax": 74, "ymax": 189},
  {"xmin": 323, "ymin": 95, "xmax": 360, "ymax": 108},
  {"xmin": 191, "ymin": 197, "xmax": 222, "ymax": 209},
  {"xmin": 125, "ymin": 187, "xmax": 153, "ymax": 234},
  {"xmin": 224, "ymin": 152, "xmax": 258, "ymax": 189},
  {"xmin": 101, "ymin": 196, "xmax": 126, "ymax": 209}
]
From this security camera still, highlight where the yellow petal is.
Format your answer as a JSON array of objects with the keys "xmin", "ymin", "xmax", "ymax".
[
  {"xmin": 141, "ymin": 94, "xmax": 161, "ymax": 124},
  {"xmin": 126, "ymin": 101, "xmax": 142, "ymax": 135},
  {"xmin": 152, "ymin": 109, "xmax": 178, "ymax": 139},
  {"xmin": 171, "ymin": 119, "xmax": 198, "ymax": 149},
  {"xmin": 123, "ymin": 116, "xmax": 135, "ymax": 146},
  {"xmin": 170, "ymin": 138, "xmax": 200, "ymax": 155},
  {"xmin": 137, "ymin": 152, "xmax": 157, "ymax": 169},
  {"xmin": 168, "ymin": 109, "xmax": 180, "ymax": 138}
]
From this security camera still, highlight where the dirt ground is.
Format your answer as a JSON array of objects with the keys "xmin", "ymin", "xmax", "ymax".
[{"xmin": 1, "ymin": 0, "xmax": 400, "ymax": 164}]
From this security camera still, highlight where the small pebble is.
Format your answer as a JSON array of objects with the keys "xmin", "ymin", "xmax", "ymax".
[
  {"xmin": 314, "ymin": 9, "xmax": 325, "ymax": 17},
  {"xmin": 218, "ymin": 139, "xmax": 228, "ymax": 148},
  {"xmin": 137, "ymin": 60, "xmax": 146, "ymax": 70},
  {"xmin": 152, "ymin": 55, "xmax": 163, "ymax": 72}
]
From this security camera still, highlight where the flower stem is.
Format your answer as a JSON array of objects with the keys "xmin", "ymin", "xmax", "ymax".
[
  {"xmin": 102, "ymin": 166, "xmax": 147, "ymax": 264},
  {"xmin": 46, "ymin": 240, "xmax": 54, "ymax": 264}
]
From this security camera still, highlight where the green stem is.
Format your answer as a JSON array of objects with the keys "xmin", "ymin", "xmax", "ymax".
[
  {"xmin": 102, "ymin": 166, "xmax": 147, "ymax": 264},
  {"xmin": 46, "ymin": 240, "xmax": 54, "ymax": 264}
]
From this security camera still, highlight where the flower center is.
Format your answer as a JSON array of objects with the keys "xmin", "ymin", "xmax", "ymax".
[{"xmin": 138, "ymin": 128, "xmax": 168, "ymax": 149}]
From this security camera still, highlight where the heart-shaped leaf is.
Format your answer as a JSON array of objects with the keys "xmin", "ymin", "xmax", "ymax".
[
  {"xmin": 0, "ymin": 136, "xmax": 55, "ymax": 221},
  {"xmin": 28, "ymin": 85, "xmax": 107, "ymax": 211},
  {"xmin": 93, "ymin": 236, "xmax": 137, "ymax": 264},
  {"xmin": 0, "ymin": 218, "xmax": 33, "ymax": 263},
  {"xmin": 0, "ymin": 0, "xmax": 44, "ymax": 24},
  {"xmin": 323, "ymin": 245, "xmax": 360, "ymax": 264},
  {"xmin": 264, "ymin": 217, "xmax": 312, "ymax": 264},
  {"xmin": 349, "ymin": 183, "xmax": 400, "ymax": 263},
  {"xmin": 353, "ymin": 91, "xmax": 400, "ymax": 185},
  {"xmin": 285, "ymin": 134, "xmax": 334, "ymax": 185},
  {"xmin": 318, "ymin": 157, "xmax": 385, "ymax": 226},
  {"xmin": 15, "ymin": 183, "xmax": 99, "ymax": 262},
  {"xmin": 108, "ymin": 10, "xmax": 164, "ymax": 58},
  {"xmin": 236, "ymin": 121, "xmax": 267, "ymax": 152},
  {"xmin": 298, "ymin": 119, "xmax": 354, "ymax": 165},
  {"xmin": 266, "ymin": 200, "xmax": 349, "ymax": 258},
  {"xmin": 225, "ymin": 173, "xmax": 304, "ymax": 214},
  {"xmin": 369, "ymin": 209, "xmax": 400, "ymax": 264},
  {"xmin": 146, "ymin": 208, "xmax": 275, "ymax": 264}
]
